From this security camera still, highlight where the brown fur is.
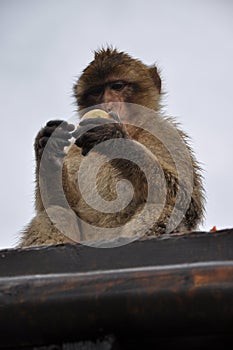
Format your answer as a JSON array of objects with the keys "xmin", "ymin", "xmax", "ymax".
[{"xmin": 19, "ymin": 47, "xmax": 205, "ymax": 247}]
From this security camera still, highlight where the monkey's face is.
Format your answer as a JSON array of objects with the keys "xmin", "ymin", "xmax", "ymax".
[
  {"xmin": 77, "ymin": 79, "xmax": 136, "ymax": 112},
  {"xmin": 74, "ymin": 48, "xmax": 162, "ymax": 114}
]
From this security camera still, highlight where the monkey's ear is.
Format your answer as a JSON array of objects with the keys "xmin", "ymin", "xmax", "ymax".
[{"xmin": 149, "ymin": 66, "xmax": 161, "ymax": 94}]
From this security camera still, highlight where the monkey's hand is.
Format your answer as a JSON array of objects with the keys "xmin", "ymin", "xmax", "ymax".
[
  {"xmin": 35, "ymin": 120, "xmax": 75, "ymax": 167},
  {"xmin": 74, "ymin": 112, "xmax": 129, "ymax": 156}
]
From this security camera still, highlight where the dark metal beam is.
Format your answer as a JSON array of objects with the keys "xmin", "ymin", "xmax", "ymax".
[
  {"xmin": 1, "ymin": 229, "xmax": 233, "ymax": 276},
  {"xmin": 0, "ymin": 229, "xmax": 233, "ymax": 348}
]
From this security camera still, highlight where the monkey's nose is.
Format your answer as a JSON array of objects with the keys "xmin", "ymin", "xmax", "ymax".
[
  {"xmin": 99, "ymin": 102, "xmax": 114, "ymax": 113},
  {"xmin": 106, "ymin": 103, "xmax": 114, "ymax": 112}
]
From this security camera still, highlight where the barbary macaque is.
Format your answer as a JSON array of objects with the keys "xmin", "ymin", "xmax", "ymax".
[{"xmin": 19, "ymin": 47, "xmax": 205, "ymax": 247}]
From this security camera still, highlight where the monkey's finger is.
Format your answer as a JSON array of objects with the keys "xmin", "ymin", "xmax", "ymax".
[
  {"xmin": 75, "ymin": 131, "xmax": 88, "ymax": 147},
  {"xmin": 73, "ymin": 124, "xmax": 100, "ymax": 140},
  {"xmin": 51, "ymin": 128, "xmax": 73, "ymax": 139},
  {"xmin": 81, "ymin": 136, "xmax": 120, "ymax": 156},
  {"xmin": 75, "ymin": 124, "xmax": 110, "ymax": 145},
  {"xmin": 65, "ymin": 123, "xmax": 76, "ymax": 132},
  {"xmin": 76, "ymin": 130, "xmax": 111, "ymax": 150},
  {"xmin": 75, "ymin": 129, "xmax": 101, "ymax": 148},
  {"xmin": 46, "ymin": 120, "xmax": 75, "ymax": 132},
  {"xmin": 41, "ymin": 126, "xmax": 71, "ymax": 139},
  {"xmin": 39, "ymin": 135, "xmax": 71, "ymax": 149},
  {"xmin": 75, "ymin": 137, "xmax": 83, "ymax": 148},
  {"xmin": 81, "ymin": 146, "xmax": 91, "ymax": 156},
  {"xmin": 40, "ymin": 126, "xmax": 58, "ymax": 137},
  {"xmin": 46, "ymin": 120, "xmax": 64, "ymax": 127},
  {"xmin": 81, "ymin": 140, "xmax": 100, "ymax": 156}
]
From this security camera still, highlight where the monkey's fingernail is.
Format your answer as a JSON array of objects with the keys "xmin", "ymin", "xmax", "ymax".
[
  {"xmin": 66, "ymin": 124, "xmax": 75, "ymax": 132},
  {"xmin": 82, "ymin": 147, "xmax": 89, "ymax": 156},
  {"xmin": 75, "ymin": 138, "xmax": 83, "ymax": 147}
]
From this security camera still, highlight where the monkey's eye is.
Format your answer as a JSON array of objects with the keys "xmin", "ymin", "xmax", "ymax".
[
  {"xmin": 110, "ymin": 81, "xmax": 127, "ymax": 91},
  {"xmin": 89, "ymin": 85, "xmax": 104, "ymax": 96}
]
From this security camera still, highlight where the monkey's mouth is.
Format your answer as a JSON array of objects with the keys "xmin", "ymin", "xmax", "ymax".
[{"xmin": 97, "ymin": 102, "xmax": 127, "ymax": 121}]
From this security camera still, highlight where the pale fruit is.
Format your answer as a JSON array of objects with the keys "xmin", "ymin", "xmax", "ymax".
[{"xmin": 80, "ymin": 109, "xmax": 111, "ymax": 121}]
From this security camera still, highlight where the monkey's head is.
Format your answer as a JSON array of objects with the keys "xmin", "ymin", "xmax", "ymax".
[{"xmin": 74, "ymin": 47, "xmax": 162, "ymax": 113}]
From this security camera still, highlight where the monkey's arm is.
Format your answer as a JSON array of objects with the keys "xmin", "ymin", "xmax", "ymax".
[
  {"xmin": 74, "ymin": 117, "xmax": 163, "ymax": 204},
  {"xmin": 20, "ymin": 121, "xmax": 82, "ymax": 247},
  {"xmin": 34, "ymin": 120, "xmax": 75, "ymax": 212},
  {"xmin": 74, "ymin": 117, "xmax": 203, "ymax": 233}
]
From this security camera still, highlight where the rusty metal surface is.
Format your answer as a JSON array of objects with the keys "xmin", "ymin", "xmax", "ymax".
[
  {"xmin": 0, "ymin": 262, "xmax": 233, "ymax": 348},
  {"xmin": 1, "ymin": 229, "xmax": 233, "ymax": 276},
  {"xmin": 0, "ymin": 230, "xmax": 233, "ymax": 348}
]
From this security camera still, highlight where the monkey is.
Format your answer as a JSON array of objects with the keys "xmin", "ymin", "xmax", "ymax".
[{"xmin": 19, "ymin": 47, "xmax": 205, "ymax": 247}]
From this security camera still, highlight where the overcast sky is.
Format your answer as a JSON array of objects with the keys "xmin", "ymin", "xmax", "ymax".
[{"xmin": 0, "ymin": 0, "xmax": 232, "ymax": 248}]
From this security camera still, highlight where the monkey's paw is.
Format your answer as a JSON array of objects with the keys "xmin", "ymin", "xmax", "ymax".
[
  {"xmin": 35, "ymin": 120, "xmax": 75, "ymax": 165},
  {"xmin": 74, "ymin": 112, "xmax": 129, "ymax": 156}
]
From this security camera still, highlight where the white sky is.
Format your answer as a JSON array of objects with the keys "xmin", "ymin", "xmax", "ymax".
[{"xmin": 0, "ymin": 0, "xmax": 233, "ymax": 248}]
